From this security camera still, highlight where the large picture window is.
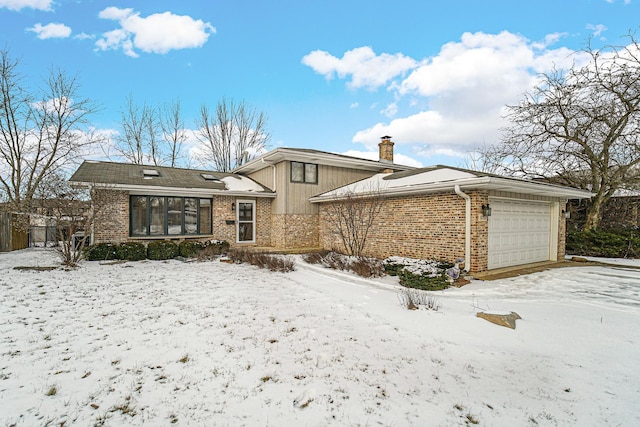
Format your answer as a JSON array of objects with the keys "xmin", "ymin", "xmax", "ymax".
[
  {"xmin": 130, "ymin": 196, "xmax": 213, "ymax": 237},
  {"xmin": 290, "ymin": 161, "xmax": 317, "ymax": 184}
]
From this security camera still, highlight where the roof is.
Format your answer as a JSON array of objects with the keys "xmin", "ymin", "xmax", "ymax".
[
  {"xmin": 232, "ymin": 147, "xmax": 415, "ymax": 174},
  {"xmin": 309, "ymin": 165, "xmax": 594, "ymax": 202},
  {"xmin": 69, "ymin": 161, "xmax": 275, "ymax": 197}
]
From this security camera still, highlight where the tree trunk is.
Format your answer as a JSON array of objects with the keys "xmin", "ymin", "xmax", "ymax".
[{"xmin": 584, "ymin": 194, "xmax": 605, "ymax": 231}]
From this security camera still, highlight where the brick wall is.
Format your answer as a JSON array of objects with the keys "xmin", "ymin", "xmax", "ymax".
[
  {"xmin": 93, "ymin": 190, "xmax": 272, "ymax": 247},
  {"xmin": 270, "ymin": 214, "xmax": 318, "ymax": 248},
  {"xmin": 92, "ymin": 189, "xmax": 129, "ymax": 243}
]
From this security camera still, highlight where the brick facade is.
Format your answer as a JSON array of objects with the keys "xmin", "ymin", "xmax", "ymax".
[
  {"xmin": 92, "ymin": 190, "xmax": 272, "ymax": 247},
  {"xmin": 92, "ymin": 189, "xmax": 129, "ymax": 243},
  {"xmin": 271, "ymin": 214, "xmax": 318, "ymax": 248}
]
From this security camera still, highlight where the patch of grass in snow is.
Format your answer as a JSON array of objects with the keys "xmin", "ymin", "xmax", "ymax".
[
  {"xmin": 179, "ymin": 354, "xmax": 189, "ymax": 363},
  {"xmin": 397, "ymin": 288, "xmax": 441, "ymax": 311},
  {"xmin": 45, "ymin": 384, "xmax": 58, "ymax": 396},
  {"xmin": 110, "ymin": 395, "xmax": 136, "ymax": 417}
]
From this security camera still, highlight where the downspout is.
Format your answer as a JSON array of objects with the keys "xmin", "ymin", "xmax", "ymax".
[{"xmin": 454, "ymin": 185, "xmax": 471, "ymax": 273}]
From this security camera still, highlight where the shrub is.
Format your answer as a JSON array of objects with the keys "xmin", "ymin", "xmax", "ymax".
[
  {"xmin": 147, "ymin": 240, "xmax": 179, "ymax": 260},
  {"xmin": 179, "ymin": 240, "xmax": 206, "ymax": 258},
  {"xmin": 228, "ymin": 249, "xmax": 295, "ymax": 272},
  {"xmin": 116, "ymin": 242, "xmax": 147, "ymax": 261},
  {"xmin": 350, "ymin": 257, "xmax": 385, "ymax": 278},
  {"xmin": 398, "ymin": 288, "xmax": 441, "ymax": 310},
  {"xmin": 84, "ymin": 242, "xmax": 118, "ymax": 261},
  {"xmin": 197, "ymin": 240, "xmax": 230, "ymax": 260},
  {"xmin": 566, "ymin": 229, "xmax": 640, "ymax": 258},
  {"xmin": 383, "ymin": 256, "xmax": 453, "ymax": 291}
]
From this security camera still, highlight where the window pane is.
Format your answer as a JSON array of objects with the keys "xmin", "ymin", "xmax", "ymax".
[
  {"xmin": 238, "ymin": 202, "xmax": 253, "ymax": 222},
  {"xmin": 150, "ymin": 197, "xmax": 165, "ymax": 235},
  {"xmin": 199, "ymin": 199, "xmax": 212, "ymax": 234},
  {"xmin": 305, "ymin": 163, "xmax": 317, "ymax": 183},
  {"xmin": 185, "ymin": 198, "xmax": 197, "ymax": 234},
  {"xmin": 167, "ymin": 197, "xmax": 183, "ymax": 235},
  {"xmin": 131, "ymin": 196, "xmax": 147, "ymax": 236},
  {"xmin": 291, "ymin": 162, "xmax": 304, "ymax": 182},
  {"xmin": 238, "ymin": 223, "xmax": 253, "ymax": 242}
]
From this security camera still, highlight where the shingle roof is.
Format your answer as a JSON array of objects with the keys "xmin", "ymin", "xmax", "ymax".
[{"xmin": 69, "ymin": 161, "xmax": 274, "ymax": 194}]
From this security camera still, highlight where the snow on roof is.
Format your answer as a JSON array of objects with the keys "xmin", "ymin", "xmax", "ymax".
[
  {"xmin": 221, "ymin": 175, "xmax": 267, "ymax": 192},
  {"xmin": 316, "ymin": 167, "xmax": 478, "ymax": 198}
]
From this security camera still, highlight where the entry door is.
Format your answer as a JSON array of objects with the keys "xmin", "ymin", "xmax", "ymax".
[
  {"xmin": 487, "ymin": 199, "xmax": 551, "ymax": 269},
  {"xmin": 236, "ymin": 200, "xmax": 255, "ymax": 243}
]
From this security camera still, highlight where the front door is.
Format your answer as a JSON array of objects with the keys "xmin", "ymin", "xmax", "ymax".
[{"xmin": 236, "ymin": 200, "xmax": 255, "ymax": 243}]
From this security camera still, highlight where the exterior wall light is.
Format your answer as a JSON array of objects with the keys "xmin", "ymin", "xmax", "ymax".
[
  {"xmin": 562, "ymin": 210, "xmax": 570, "ymax": 219},
  {"xmin": 231, "ymin": 202, "xmax": 236, "ymax": 212},
  {"xmin": 482, "ymin": 204, "xmax": 492, "ymax": 217}
]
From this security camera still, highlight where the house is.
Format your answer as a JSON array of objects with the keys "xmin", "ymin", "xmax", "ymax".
[{"xmin": 69, "ymin": 137, "xmax": 593, "ymax": 273}]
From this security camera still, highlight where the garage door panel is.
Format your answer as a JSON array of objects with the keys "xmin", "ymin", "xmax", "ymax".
[{"xmin": 488, "ymin": 199, "xmax": 551, "ymax": 269}]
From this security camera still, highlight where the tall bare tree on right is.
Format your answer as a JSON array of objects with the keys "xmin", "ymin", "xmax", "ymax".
[
  {"xmin": 195, "ymin": 98, "xmax": 270, "ymax": 172},
  {"xmin": 480, "ymin": 35, "xmax": 640, "ymax": 230}
]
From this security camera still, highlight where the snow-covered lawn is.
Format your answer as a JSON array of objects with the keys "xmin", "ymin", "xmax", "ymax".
[{"xmin": 1, "ymin": 249, "xmax": 638, "ymax": 426}]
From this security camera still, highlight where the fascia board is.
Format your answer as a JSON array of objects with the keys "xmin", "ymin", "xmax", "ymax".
[
  {"xmin": 70, "ymin": 182, "xmax": 276, "ymax": 198},
  {"xmin": 309, "ymin": 176, "xmax": 593, "ymax": 203}
]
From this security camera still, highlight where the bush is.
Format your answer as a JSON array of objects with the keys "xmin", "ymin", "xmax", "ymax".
[
  {"xmin": 566, "ymin": 229, "xmax": 640, "ymax": 258},
  {"xmin": 197, "ymin": 240, "xmax": 230, "ymax": 260},
  {"xmin": 383, "ymin": 256, "xmax": 453, "ymax": 291},
  {"xmin": 147, "ymin": 240, "xmax": 179, "ymax": 260},
  {"xmin": 179, "ymin": 240, "xmax": 206, "ymax": 258},
  {"xmin": 350, "ymin": 257, "xmax": 385, "ymax": 278},
  {"xmin": 116, "ymin": 242, "xmax": 147, "ymax": 261},
  {"xmin": 227, "ymin": 249, "xmax": 295, "ymax": 272},
  {"xmin": 84, "ymin": 242, "xmax": 118, "ymax": 261}
]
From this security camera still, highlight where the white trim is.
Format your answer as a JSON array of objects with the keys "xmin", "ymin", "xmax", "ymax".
[
  {"xmin": 549, "ymin": 201, "xmax": 559, "ymax": 261},
  {"xmin": 71, "ymin": 182, "xmax": 276, "ymax": 198},
  {"xmin": 454, "ymin": 185, "xmax": 471, "ymax": 272},
  {"xmin": 236, "ymin": 199, "xmax": 256, "ymax": 243}
]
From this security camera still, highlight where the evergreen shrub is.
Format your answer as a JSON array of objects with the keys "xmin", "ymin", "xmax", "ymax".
[
  {"xmin": 83, "ymin": 242, "xmax": 118, "ymax": 261},
  {"xmin": 116, "ymin": 242, "xmax": 147, "ymax": 261},
  {"xmin": 147, "ymin": 240, "xmax": 179, "ymax": 260},
  {"xmin": 566, "ymin": 229, "xmax": 640, "ymax": 258},
  {"xmin": 178, "ymin": 240, "xmax": 206, "ymax": 258}
]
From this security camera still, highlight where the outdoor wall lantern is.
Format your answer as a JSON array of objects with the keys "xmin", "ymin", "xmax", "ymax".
[
  {"xmin": 482, "ymin": 204, "xmax": 492, "ymax": 217},
  {"xmin": 231, "ymin": 202, "xmax": 236, "ymax": 212},
  {"xmin": 562, "ymin": 210, "xmax": 571, "ymax": 219}
]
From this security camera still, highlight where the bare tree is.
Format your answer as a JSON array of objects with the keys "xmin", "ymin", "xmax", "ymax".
[
  {"xmin": 0, "ymin": 50, "xmax": 101, "ymax": 221},
  {"xmin": 115, "ymin": 94, "xmax": 158, "ymax": 165},
  {"xmin": 115, "ymin": 95, "xmax": 188, "ymax": 167},
  {"xmin": 159, "ymin": 99, "xmax": 187, "ymax": 167},
  {"xmin": 322, "ymin": 184, "xmax": 384, "ymax": 257},
  {"xmin": 195, "ymin": 97, "xmax": 270, "ymax": 172},
  {"xmin": 480, "ymin": 35, "xmax": 640, "ymax": 230}
]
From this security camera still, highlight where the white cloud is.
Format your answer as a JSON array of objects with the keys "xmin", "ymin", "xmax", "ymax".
[
  {"xmin": 350, "ymin": 102, "xmax": 359, "ymax": 109},
  {"xmin": 303, "ymin": 31, "xmax": 595, "ymax": 162},
  {"xmin": 27, "ymin": 23, "xmax": 72, "ymax": 40},
  {"xmin": 0, "ymin": 0, "xmax": 52, "ymax": 11},
  {"xmin": 380, "ymin": 102, "xmax": 398, "ymax": 118},
  {"xmin": 95, "ymin": 7, "xmax": 216, "ymax": 57},
  {"xmin": 302, "ymin": 46, "xmax": 418, "ymax": 89},
  {"xmin": 586, "ymin": 24, "xmax": 608, "ymax": 37}
]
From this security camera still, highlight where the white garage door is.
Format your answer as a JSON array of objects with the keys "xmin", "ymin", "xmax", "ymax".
[{"xmin": 487, "ymin": 199, "xmax": 551, "ymax": 269}]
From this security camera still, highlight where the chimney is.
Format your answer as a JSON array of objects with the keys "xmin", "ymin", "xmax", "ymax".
[{"xmin": 378, "ymin": 135, "xmax": 394, "ymax": 173}]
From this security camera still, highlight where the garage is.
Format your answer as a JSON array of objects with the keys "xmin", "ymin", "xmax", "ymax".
[{"xmin": 487, "ymin": 199, "xmax": 552, "ymax": 269}]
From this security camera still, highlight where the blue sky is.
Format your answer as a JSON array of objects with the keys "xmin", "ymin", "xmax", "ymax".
[{"xmin": 0, "ymin": 0, "xmax": 638, "ymax": 168}]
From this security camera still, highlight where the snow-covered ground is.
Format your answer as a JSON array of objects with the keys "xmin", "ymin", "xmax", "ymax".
[{"xmin": 1, "ymin": 249, "xmax": 638, "ymax": 426}]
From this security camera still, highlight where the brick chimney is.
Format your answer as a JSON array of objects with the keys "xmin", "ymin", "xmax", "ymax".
[{"xmin": 378, "ymin": 135, "xmax": 394, "ymax": 173}]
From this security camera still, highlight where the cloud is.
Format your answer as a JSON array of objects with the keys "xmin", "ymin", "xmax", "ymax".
[
  {"xmin": 302, "ymin": 46, "xmax": 418, "ymax": 89},
  {"xmin": 95, "ymin": 7, "xmax": 216, "ymax": 58},
  {"xmin": 307, "ymin": 31, "xmax": 593, "ymax": 162},
  {"xmin": 0, "ymin": 0, "xmax": 52, "ymax": 11},
  {"xmin": 27, "ymin": 23, "xmax": 72, "ymax": 39},
  {"xmin": 586, "ymin": 24, "xmax": 608, "ymax": 37}
]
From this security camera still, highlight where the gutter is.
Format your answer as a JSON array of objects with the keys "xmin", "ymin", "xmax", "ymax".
[
  {"xmin": 68, "ymin": 182, "xmax": 277, "ymax": 198},
  {"xmin": 454, "ymin": 185, "xmax": 471, "ymax": 273}
]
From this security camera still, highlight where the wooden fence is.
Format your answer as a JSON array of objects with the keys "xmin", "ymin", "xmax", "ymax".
[{"xmin": 0, "ymin": 213, "xmax": 29, "ymax": 252}]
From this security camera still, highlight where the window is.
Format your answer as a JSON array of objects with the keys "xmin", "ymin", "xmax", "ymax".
[
  {"xmin": 130, "ymin": 196, "xmax": 213, "ymax": 237},
  {"xmin": 290, "ymin": 161, "xmax": 317, "ymax": 184}
]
